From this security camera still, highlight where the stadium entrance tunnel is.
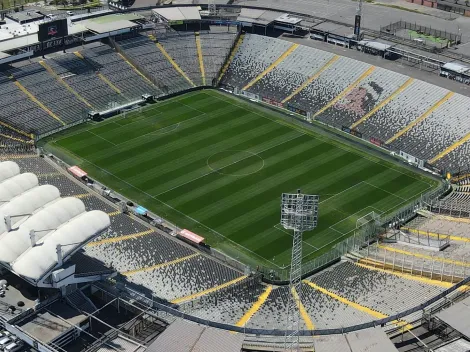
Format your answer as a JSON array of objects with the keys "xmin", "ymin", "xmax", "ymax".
[{"xmin": 206, "ymin": 150, "xmax": 265, "ymax": 176}]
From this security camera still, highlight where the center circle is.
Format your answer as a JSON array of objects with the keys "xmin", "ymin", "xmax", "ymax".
[{"xmin": 207, "ymin": 150, "xmax": 264, "ymax": 176}]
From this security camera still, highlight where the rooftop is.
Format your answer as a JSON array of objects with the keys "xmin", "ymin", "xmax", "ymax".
[
  {"xmin": 19, "ymin": 301, "xmax": 87, "ymax": 344},
  {"xmin": 151, "ymin": 7, "xmax": 201, "ymax": 22}
]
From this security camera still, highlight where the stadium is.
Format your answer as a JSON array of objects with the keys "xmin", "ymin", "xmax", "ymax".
[{"xmin": 0, "ymin": 0, "xmax": 470, "ymax": 351}]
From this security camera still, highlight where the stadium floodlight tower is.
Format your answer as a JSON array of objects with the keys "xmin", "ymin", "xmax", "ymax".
[{"xmin": 281, "ymin": 190, "xmax": 319, "ymax": 351}]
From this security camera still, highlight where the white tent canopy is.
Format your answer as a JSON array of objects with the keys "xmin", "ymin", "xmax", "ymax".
[
  {"xmin": 0, "ymin": 162, "xmax": 112, "ymax": 286},
  {"xmin": 0, "ymin": 185, "xmax": 61, "ymax": 240},
  {"xmin": 0, "ymin": 161, "xmax": 21, "ymax": 182},
  {"xmin": 13, "ymin": 210, "xmax": 110, "ymax": 281},
  {"xmin": 0, "ymin": 197, "xmax": 86, "ymax": 263},
  {"xmin": 0, "ymin": 173, "xmax": 38, "ymax": 202}
]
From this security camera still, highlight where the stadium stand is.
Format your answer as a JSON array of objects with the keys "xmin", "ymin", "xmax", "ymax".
[
  {"xmin": 247, "ymin": 286, "xmax": 308, "ymax": 330},
  {"xmin": 185, "ymin": 275, "xmax": 266, "ymax": 325},
  {"xmin": 85, "ymin": 230, "xmax": 196, "ymax": 273},
  {"xmin": 317, "ymin": 69, "xmax": 410, "ymax": 129},
  {"xmin": 114, "ymin": 34, "xmax": 193, "ymax": 94},
  {"xmin": 300, "ymin": 281, "xmax": 377, "ymax": 329},
  {"xmin": 220, "ymin": 33, "xmax": 470, "ymax": 171},
  {"xmin": 245, "ymin": 45, "xmax": 336, "ymax": 104},
  {"xmin": 221, "ymin": 34, "xmax": 293, "ymax": 90},
  {"xmin": 124, "ymin": 254, "xmax": 244, "ymax": 302},
  {"xmin": 80, "ymin": 44, "xmax": 161, "ymax": 101},
  {"xmin": 434, "ymin": 139, "xmax": 470, "ymax": 172},
  {"xmin": 0, "ymin": 73, "xmax": 59, "ymax": 135},
  {"xmin": 7, "ymin": 63, "xmax": 90, "ymax": 128},
  {"xmin": 158, "ymin": 31, "xmax": 202, "ymax": 87},
  {"xmin": 288, "ymin": 56, "xmax": 371, "ymax": 114},
  {"xmin": 199, "ymin": 29, "xmax": 238, "ymax": 85},
  {"xmin": 308, "ymin": 261, "xmax": 444, "ymax": 316},
  {"xmin": 46, "ymin": 53, "xmax": 127, "ymax": 111},
  {"xmin": 388, "ymin": 93, "xmax": 470, "ymax": 161}
]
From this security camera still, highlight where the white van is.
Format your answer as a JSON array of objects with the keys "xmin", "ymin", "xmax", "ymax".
[{"xmin": 4, "ymin": 342, "xmax": 22, "ymax": 352}]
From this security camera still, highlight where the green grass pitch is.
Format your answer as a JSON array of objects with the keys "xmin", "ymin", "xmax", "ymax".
[{"xmin": 46, "ymin": 90, "xmax": 437, "ymax": 269}]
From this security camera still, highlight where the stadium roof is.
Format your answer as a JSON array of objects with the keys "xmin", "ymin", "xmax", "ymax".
[
  {"xmin": 0, "ymin": 197, "xmax": 86, "ymax": 263},
  {"xmin": 13, "ymin": 210, "xmax": 110, "ymax": 281},
  {"xmin": 0, "ymin": 185, "xmax": 61, "ymax": 237},
  {"xmin": 84, "ymin": 19, "xmax": 140, "ymax": 34},
  {"xmin": 0, "ymin": 161, "xmax": 111, "ymax": 284},
  {"xmin": 0, "ymin": 172, "xmax": 38, "ymax": 202},
  {"xmin": 275, "ymin": 13, "xmax": 302, "ymax": 25},
  {"xmin": 152, "ymin": 7, "xmax": 201, "ymax": 22},
  {"xmin": 358, "ymin": 40, "xmax": 392, "ymax": 51},
  {"xmin": 436, "ymin": 295, "xmax": 470, "ymax": 338},
  {"xmin": 237, "ymin": 8, "xmax": 283, "ymax": 26},
  {"xmin": 442, "ymin": 62, "xmax": 470, "ymax": 75},
  {"xmin": 146, "ymin": 320, "xmax": 244, "ymax": 352},
  {"xmin": 0, "ymin": 160, "xmax": 20, "ymax": 181}
]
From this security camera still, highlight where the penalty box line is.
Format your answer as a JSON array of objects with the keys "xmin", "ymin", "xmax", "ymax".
[{"xmin": 273, "ymin": 224, "xmax": 319, "ymax": 250}]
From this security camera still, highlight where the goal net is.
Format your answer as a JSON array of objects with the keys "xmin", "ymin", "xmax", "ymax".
[{"xmin": 356, "ymin": 211, "xmax": 380, "ymax": 229}]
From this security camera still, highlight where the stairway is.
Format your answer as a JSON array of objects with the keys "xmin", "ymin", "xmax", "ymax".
[
  {"xmin": 217, "ymin": 33, "xmax": 245, "ymax": 83},
  {"xmin": 66, "ymin": 290, "xmax": 97, "ymax": 315}
]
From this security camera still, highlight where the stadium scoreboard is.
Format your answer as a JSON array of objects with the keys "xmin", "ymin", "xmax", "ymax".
[{"xmin": 38, "ymin": 19, "xmax": 68, "ymax": 42}]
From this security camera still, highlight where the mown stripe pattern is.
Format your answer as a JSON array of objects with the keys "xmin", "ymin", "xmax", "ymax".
[{"xmin": 53, "ymin": 91, "xmax": 433, "ymax": 268}]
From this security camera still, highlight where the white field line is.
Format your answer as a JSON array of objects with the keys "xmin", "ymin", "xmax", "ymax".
[
  {"xmin": 273, "ymin": 224, "xmax": 319, "ymax": 250},
  {"xmin": 88, "ymin": 130, "xmax": 117, "ymax": 146},
  {"xmin": 59, "ymin": 148, "xmax": 285, "ymax": 269},
  {"xmin": 153, "ymin": 132, "xmax": 305, "ymax": 197},
  {"xmin": 150, "ymin": 123, "xmax": 180, "ymax": 135},
  {"xmin": 208, "ymin": 91, "xmax": 435, "ymax": 188},
  {"xmin": 179, "ymin": 101, "xmax": 208, "ymax": 115},
  {"xmin": 319, "ymin": 181, "xmax": 364, "ymax": 204},
  {"xmin": 115, "ymin": 112, "xmax": 208, "ymax": 146},
  {"xmin": 114, "ymin": 110, "xmax": 163, "ymax": 127},
  {"xmin": 328, "ymin": 205, "xmax": 383, "ymax": 234},
  {"xmin": 52, "ymin": 91, "xmax": 209, "ymax": 143},
  {"xmin": 362, "ymin": 180, "xmax": 406, "ymax": 201}
]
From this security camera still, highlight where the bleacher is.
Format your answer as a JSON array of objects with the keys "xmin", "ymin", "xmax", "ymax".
[
  {"xmin": 309, "ymin": 261, "xmax": 444, "ymax": 316},
  {"xmin": 220, "ymin": 33, "xmax": 470, "ymax": 171},
  {"xmin": 46, "ymin": 53, "xmax": 127, "ymax": 111},
  {"xmin": 221, "ymin": 34, "xmax": 293, "ymax": 90},
  {"xmin": 158, "ymin": 31, "xmax": 202, "ymax": 87},
  {"xmin": 247, "ymin": 45, "xmax": 336, "ymax": 103},
  {"xmin": 315, "ymin": 67, "xmax": 409, "ymax": 128},
  {"xmin": 289, "ymin": 56, "xmax": 371, "ymax": 114},
  {"xmin": 199, "ymin": 29, "xmax": 238, "ymax": 85},
  {"xmin": 8, "ymin": 62, "xmax": 89, "ymax": 127},
  {"xmin": 115, "ymin": 34, "xmax": 193, "ymax": 95},
  {"xmin": 80, "ymin": 44, "xmax": 161, "ymax": 101},
  {"xmin": 388, "ymin": 93, "xmax": 469, "ymax": 161},
  {"xmin": 0, "ymin": 73, "xmax": 57, "ymax": 135},
  {"xmin": 434, "ymin": 140, "xmax": 470, "ymax": 172}
]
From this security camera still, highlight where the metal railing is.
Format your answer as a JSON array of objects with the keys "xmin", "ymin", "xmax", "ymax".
[{"xmin": 105, "ymin": 272, "xmax": 470, "ymax": 337}]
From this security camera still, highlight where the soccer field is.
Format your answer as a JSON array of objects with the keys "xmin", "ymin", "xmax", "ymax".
[{"xmin": 46, "ymin": 90, "xmax": 437, "ymax": 269}]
